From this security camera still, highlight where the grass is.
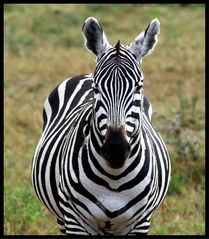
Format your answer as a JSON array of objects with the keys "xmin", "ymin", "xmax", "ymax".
[{"xmin": 4, "ymin": 4, "xmax": 205, "ymax": 235}]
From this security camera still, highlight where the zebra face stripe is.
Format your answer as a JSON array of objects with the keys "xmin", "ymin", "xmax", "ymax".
[{"xmin": 92, "ymin": 43, "xmax": 143, "ymax": 143}]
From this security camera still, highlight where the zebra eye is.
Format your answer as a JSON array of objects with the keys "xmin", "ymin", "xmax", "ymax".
[
  {"xmin": 135, "ymin": 84, "xmax": 142, "ymax": 93},
  {"xmin": 93, "ymin": 87, "xmax": 100, "ymax": 94},
  {"xmin": 92, "ymin": 83, "xmax": 100, "ymax": 94}
]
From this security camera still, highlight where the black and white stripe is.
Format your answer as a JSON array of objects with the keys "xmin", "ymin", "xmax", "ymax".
[{"xmin": 32, "ymin": 17, "xmax": 171, "ymax": 235}]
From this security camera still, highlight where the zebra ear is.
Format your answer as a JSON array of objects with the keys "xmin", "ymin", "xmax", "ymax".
[
  {"xmin": 127, "ymin": 19, "xmax": 160, "ymax": 62},
  {"xmin": 82, "ymin": 17, "xmax": 111, "ymax": 58}
]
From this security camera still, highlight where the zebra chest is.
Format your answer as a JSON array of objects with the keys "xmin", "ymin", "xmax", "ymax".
[
  {"xmin": 70, "ymin": 165, "xmax": 148, "ymax": 234},
  {"xmin": 64, "ymin": 135, "xmax": 152, "ymax": 234},
  {"xmin": 72, "ymin": 184, "xmax": 138, "ymax": 234}
]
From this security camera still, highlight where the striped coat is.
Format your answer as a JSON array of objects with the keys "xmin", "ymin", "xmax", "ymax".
[{"xmin": 32, "ymin": 17, "xmax": 171, "ymax": 235}]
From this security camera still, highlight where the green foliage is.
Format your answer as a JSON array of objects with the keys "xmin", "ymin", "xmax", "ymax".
[
  {"xmin": 153, "ymin": 91, "xmax": 205, "ymax": 197},
  {"xmin": 169, "ymin": 173, "xmax": 183, "ymax": 194},
  {"xmin": 5, "ymin": 184, "xmax": 41, "ymax": 233},
  {"xmin": 177, "ymin": 92, "xmax": 200, "ymax": 128},
  {"xmin": 4, "ymin": 3, "xmax": 205, "ymax": 236}
]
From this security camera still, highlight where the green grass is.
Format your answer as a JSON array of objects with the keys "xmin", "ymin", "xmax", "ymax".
[{"xmin": 4, "ymin": 4, "xmax": 205, "ymax": 235}]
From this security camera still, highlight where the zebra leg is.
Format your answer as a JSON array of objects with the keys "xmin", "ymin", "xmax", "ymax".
[
  {"xmin": 64, "ymin": 218, "xmax": 89, "ymax": 236},
  {"xmin": 57, "ymin": 218, "xmax": 66, "ymax": 234},
  {"xmin": 57, "ymin": 216, "xmax": 89, "ymax": 236},
  {"xmin": 143, "ymin": 95, "xmax": 152, "ymax": 121},
  {"xmin": 57, "ymin": 211, "xmax": 90, "ymax": 235},
  {"xmin": 127, "ymin": 219, "xmax": 150, "ymax": 236},
  {"xmin": 58, "ymin": 185, "xmax": 90, "ymax": 235}
]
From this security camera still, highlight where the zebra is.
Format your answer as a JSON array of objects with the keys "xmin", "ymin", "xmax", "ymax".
[{"xmin": 31, "ymin": 17, "xmax": 171, "ymax": 235}]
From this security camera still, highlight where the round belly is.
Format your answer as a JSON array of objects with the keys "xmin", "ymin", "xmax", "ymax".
[{"xmin": 73, "ymin": 192, "xmax": 142, "ymax": 235}]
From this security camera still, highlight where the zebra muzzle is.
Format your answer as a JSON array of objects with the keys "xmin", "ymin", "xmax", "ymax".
[{"xmin": 101, "ymin": 125, "xmax": 131, "ymax": 169}]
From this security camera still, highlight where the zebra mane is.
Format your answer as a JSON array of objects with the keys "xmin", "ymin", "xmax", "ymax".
[{"xmin": 115, "ymin": 40, "xmax": 121, "ymax": 56}]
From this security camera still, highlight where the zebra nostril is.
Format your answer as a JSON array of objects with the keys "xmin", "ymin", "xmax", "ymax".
[
  {"xmin": 101, "ymin": 141, "xmax": 130, "ymax": 169},
  {"xmin": 101, "ymin": 125, "xmax": 130, "ymax": 169}
]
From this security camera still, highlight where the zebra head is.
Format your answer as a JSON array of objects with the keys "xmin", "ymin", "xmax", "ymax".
[{"xmin": 83, "ymin": 17, "xmax": 160, "ymax": 169}]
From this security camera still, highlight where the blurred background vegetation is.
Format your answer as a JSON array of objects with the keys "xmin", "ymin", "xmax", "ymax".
[{"xmin": 4, "ymin": 4, "xmax": 205, "ymax": 235}]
